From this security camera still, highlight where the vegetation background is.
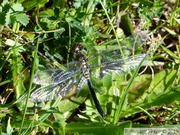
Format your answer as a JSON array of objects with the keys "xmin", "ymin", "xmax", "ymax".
[{"xmin": 0, "ymin": 0, "xmax": 179, "ymax": 134}]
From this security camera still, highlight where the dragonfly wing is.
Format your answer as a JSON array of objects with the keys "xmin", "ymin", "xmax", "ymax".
[
  {"xmin": 31, "ymin": 62, "xmax": 85, "ymax": 102},
  {"xmin": 31, "ymin": 66, "xmax": 90, "ymax": 102},
  {"xmin": 100, "ymin": 54, "xmax": 146, "ymax": 77},
  {"xmin": 33, "ymin": 61, "xmax": 80, "ymax": 85},
  {"xmin": 75, "ymin": 76, "xmax": 88, "ymax": 92},
  {"xmin": 31, "ymin": 83, "xmax": 62, "ymax": 102},
  {"xmin": 30, "ymin": 77, "xmax": 77, "ymax": 102},
  {"xmin": 33, "ymin": 69, "xmax": 64, "ymax": 85},
  {"xmin": 31, "ymin": 76, "xmax": 88, "ymax": 102}
]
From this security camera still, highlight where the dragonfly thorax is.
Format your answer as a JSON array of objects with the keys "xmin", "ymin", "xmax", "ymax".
[{"xmin": 72, "ymin": 44, "xmax": 91, "ymax": 80}]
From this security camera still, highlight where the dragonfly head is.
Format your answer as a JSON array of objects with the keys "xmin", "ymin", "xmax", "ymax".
[{"xmin": 72, "ymin": 43, "xmax": 85, "ymax": 58}]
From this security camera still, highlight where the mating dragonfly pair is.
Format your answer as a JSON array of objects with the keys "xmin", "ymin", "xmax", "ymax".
[{"xmin": 30, "ymin": 43, "xmax": 147, "ymax": 119}]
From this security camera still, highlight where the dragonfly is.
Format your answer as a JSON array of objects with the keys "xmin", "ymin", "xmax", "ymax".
[{"xmin": 30, "ymin": 43, "xmax": 147, "ymax": 119}]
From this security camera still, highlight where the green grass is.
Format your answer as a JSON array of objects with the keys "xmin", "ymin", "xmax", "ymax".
[{"xmin": 0, "ymin": 0, "xmax": 180, "ymax": 135}]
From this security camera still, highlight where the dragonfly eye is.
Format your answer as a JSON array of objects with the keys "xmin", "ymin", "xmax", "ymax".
[{"xmin": 72, "ymin": 43, "xmax": 84, "ymax": 54}]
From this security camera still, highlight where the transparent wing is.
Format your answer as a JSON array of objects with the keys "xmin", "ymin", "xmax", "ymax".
[
  {"xmin": 30, "ymin": 60, "xmax": 89, "ymax": 102},
  {"xmin": 30, "ymin": 71, "xmax": 89, "ymax": 102},
  {"xmin": 100, "ymin": 54, "xmax": 146, "ymax": 77},
  {"xmin": 31, "ymin": 55, "xmax": 146, "ymax": 102},
  {"xmin": 31, "ymin": 78, "xmax": 74, "ymax": 102},
  {"xmin": 89, "ymin": 53, "xmax": 146, "ymax": 78},
  {"xmin": 85, "ymin": 35, "xmax": 148, "ymax": 77},
  {"xmin": 33, "ymin": 61, "xmax": 80, "ymax": 85},
  {"xmin": 86, "ymin": 32, "xmax": 148, "ymax": 67}
]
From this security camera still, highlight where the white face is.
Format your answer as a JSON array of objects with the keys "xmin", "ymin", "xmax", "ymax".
[{"xmin": 72, "ymin": 43, "xmax": 84, "ymax": 56}]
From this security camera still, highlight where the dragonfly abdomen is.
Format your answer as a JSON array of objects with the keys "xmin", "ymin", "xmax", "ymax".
[{"xmin": 80, "ymin": 57, "xmax": 106, "ymax": 119}]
